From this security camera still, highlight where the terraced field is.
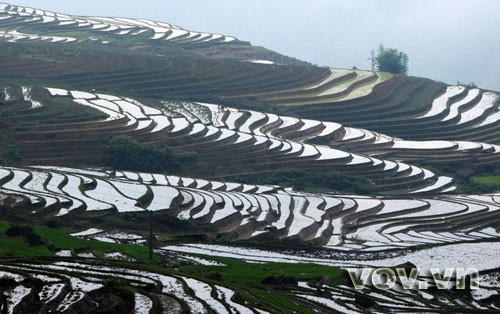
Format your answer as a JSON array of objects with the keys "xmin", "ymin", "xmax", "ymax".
[
  {"xmin": 0, "ymin": 2, "xmax": 236, "ymax": 44},
  {"xmin": 0, "ymin": 165, "xmax": 499, "ymax": 250},
  {"xmin": 0, "ymin": 258, "xmax": 266, "ymax": 313},
  {"xmin": 6, "ymin": 85, "xmax": 471, "ymax": 195},
  {"xmin": 1, "ymin": 256, "xmax": 498, "ymax": 314},
  {"xmin": 285, "ymin": 81, "xmax": 500, "ymax": 145},
  {"xmin": 0, "ymin": 2, "xmax": 499, "ymax": 313}
]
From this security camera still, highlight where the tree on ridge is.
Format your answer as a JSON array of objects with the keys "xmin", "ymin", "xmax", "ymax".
[{"xmin": 370, "ymin": 44, "xmax": 409, "ymax": 75}]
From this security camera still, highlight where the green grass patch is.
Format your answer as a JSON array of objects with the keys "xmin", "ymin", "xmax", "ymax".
[
  {"xmin": 177, "ymin": 255, "xmax": 342, "ymax": 313},
  {"xmin": 0, "ymin": 223, "xmax": 153, "ymax": 262},
  {"xmin": 0, "ymin": 221, "xmax": 10, "ymax": 233},
  {"xmin": 472, "ymin": 176, "xmax": 500, "ymax": 186},
  {"xmin": 36, "ymin": 226, "xmax": 153, "ymax": 261},
  {"xmin": 179, "ymin": 255, "xmax": 343, "ymax": 285},
  {"xmin": 0, "ymin": 236, "xmax": 52, "ymax": 257},
  {"xmin": 245, "ymin": 287, "xmax": 315, "ymax": 313},
  {"xmin": 378, "ymin": 71, "xmax": 394, "ymax": 80}
]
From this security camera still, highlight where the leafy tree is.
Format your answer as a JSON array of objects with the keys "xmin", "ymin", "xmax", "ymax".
[
  {"xmin": 370, "ymin": 45, "xmax": 409, "ymax": 75},
  {"xmin": 106, "ymin": 135, "xmax": 197, "ymax": 173}
]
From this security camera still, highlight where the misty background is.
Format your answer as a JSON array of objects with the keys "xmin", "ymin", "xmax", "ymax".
[{"xmin": 5, "ymin": 0, "xmax": 500, "ymax": 91}]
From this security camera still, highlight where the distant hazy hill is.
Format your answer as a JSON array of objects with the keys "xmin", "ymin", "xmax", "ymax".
[{"xmin": 0, "ymin": 2, "xmax": 313, "ymax": 66}]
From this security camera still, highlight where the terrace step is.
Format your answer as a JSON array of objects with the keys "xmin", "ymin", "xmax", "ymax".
[{"xmin": 1, "ymin": 165, "xmax": 499, "ymax": 250}]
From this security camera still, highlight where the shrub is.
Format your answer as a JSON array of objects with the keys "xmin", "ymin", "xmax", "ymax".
[
  {"xmin": 280, "ymin": 276, "xmax": 298, "ymax": 286},
  {"xmin": 205, "ymin": 271, "xmax": 223, "ymax": 281},
  {"xmin": 370, "ymin": 45, "xmax": 409, "ymax": 75},
  {"xmin": 261, "ymin": 275, "xmax": 298, "ymax": 286},
  {"xmin": 45, "ymin": 219, "xmax": 62, "ymax": 229},
  {"xmin": 105, "ymin": 135, "xmax": 196, "ymax": 173},
  {"xmin": 261, "ymin": 276, "xmax": 280, "ymax": 285},
  {"xmin": 5, "ymin": 225, "xmax": 45, "ymax": 246},
  {"xmin": 102, "ymin": 278, "xmax": 135, "ymax": 310}
]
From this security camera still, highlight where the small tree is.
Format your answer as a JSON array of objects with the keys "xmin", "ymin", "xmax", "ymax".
[{"xmin": 370, "ymin": 45, "xmax": 409, "ymax": 75}]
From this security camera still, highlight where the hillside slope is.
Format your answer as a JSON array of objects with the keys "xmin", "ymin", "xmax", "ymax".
[{"xmin": 0, "ymin": 2, "xmax": 312, "ymax": 66}]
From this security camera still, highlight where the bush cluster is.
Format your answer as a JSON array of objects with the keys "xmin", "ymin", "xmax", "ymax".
[
  {"xmin": 5, "ymin": 225, "xmax": 45, "ymax": 246},
  {"xmin": 105, "ymin": 135, "xmax": 197, "ymax": 173}
]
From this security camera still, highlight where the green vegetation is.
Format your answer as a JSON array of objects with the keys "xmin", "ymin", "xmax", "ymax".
[
  {"xmin": 371, "ymin": 44, "xmax": 409, "ymax": 75},
  {"xmin": 37, "ymin": 226, "xmax": 156, "ymax": 261},
  {"xmin": 453, "ymin": 181, "xmax": 496, "ymax": 194},
  {"xmin": 96, "ymin": 279, "xmax": 136, "ymax": 313},
  {"xmin": 105, "ymin": 135, "xmax": 197, "ymax": 173},
  {"xmin": 180, "ymin": 256, "xmax": 343, "ymax": 286},
  {"xmin": 227, "ymin": 170, "xmax": 374, "ymax": 194},
  {"xmin": 0, "ymin": 40, "xmax": 328, "ymax": 105},
  {"xmin": 0, "ymin": 86, "xmax": 106, "ymax": 164},
  {"xmin": 0, "ymin": 86, "xmax": 106, "ymax": 125},
  {"xmin": 0, "ymin": 222, "xmax": 153, "ymax": 261},
  {"xmin": 0, "ymin": 7, "xmax": 499, "ymax": 313},
  {"xmin": 414, "ymin": 162, "xmax": 499, "ymax": 194},
  {"xmin": 0, "ymin": 216, "xmax": 345, "ymax": 314},
  {"xmin": 471, "ymin": 176, "xmax": 500, "ymax": 187},
  {"xmin": 5, "ymin": 224, "xmax": 45, "ymax": 246},
  {"xmin": 177, "ymin": 255, "xmax": 344, "ymax": 313}
]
